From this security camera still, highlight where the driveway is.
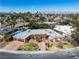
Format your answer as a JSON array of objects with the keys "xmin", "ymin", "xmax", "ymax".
[{"xmin": 3, "ymin": 41, "xmax": 23, "ymax": 50}]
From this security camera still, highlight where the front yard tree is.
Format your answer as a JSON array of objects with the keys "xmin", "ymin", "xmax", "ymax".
[{"xmin": 4, "ymin": 34, "xmax": 12, "ymax": 41}]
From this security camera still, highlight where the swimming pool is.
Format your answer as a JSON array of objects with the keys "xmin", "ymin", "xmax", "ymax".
[{"xmin": 15, "ymin": 31, "xmax": 21, "ymax": 35}]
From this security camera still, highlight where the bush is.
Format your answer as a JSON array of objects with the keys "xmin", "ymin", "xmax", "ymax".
[
  {"xmin": 3, "ymin": 34, "xmax": 12, "ymax": 42},
  {"xmin": 18, "ymin": 43, "xmax": 38, "ymax": 51},
  {"xmin": 35, "ymin": 36, "xmax": 42, "ymax": 42}
]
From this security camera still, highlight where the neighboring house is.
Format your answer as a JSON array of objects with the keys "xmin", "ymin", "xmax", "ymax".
[
  {"xmin": 13, "ymin": 29, "xmax": 62, "ymax": 42},
  {"xmin": 63, "ymin": 17, "xmax": 72, "ymax": 21},
  {"xmin": 43, "ymin": 22, "xmax": 57, "ymax": 25},
  {"xmin": 15, "ymin": 18, "xmax": 24, "ymax": 24},
  {"xmin": 14, "ymin": 18, "xmax": 24, "ymax": 28},
  {"xmin": 0, "ymin": 27, "xmax": 12, "ymax": 36},
  {"xmin": 54, "ymin": 25, "xmax": 74, "ymax": 36},
  {"xmin": 54, "ymin": 16, "xmax": 61, "ymax": 21}
]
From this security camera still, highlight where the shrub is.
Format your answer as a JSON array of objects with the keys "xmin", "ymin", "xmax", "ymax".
[
  {"xmin": 3, "ymin": 34, "xmax": 12, "ymax": 42},
  {"xmin": 18, "ymin": 43, "xmax": 38, "ymax": 51}
]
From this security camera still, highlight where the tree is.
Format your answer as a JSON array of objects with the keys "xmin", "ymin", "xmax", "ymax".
[
  {"xmin": 28, "ymin": 20, "xmax": 38, "ymax": 29},
  {"xmin": 39, "ymin": 16, "xmax": 46, "ymax": 22},
  {"xmin": 3, "ymin": 34, "xmax": 12, "ymax": 41},
  {"xmin": 18, "ymin": 43, "xmax": 38, "ymax": 51},
  {"xmin": 6, "ymin": 15, "xmax": 15, "ymax": 29},
  {"xmin": 58, "ymin": 19, "xmax": 71, "ymax": 25},
  {"xmin": 71, "ymin": 14, "xmax": 79, "ymax": 43},
  {"xmin": 35, "ymin": 36, "xmax": 42, "ymax": 42},
  {"xmin": 28, "ymin": 20, "xmax": 51, "ymax": 29}
]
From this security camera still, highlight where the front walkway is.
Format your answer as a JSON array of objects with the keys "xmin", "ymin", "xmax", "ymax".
[{"xmin": 3, "ymin": 41, "xmax": 23, "ymax": 50}]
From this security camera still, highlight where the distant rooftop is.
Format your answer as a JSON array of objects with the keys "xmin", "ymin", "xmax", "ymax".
[
  {"xmin": 54, "ymin": 25, "xmax": 74, "ymax": 35},
  {"xmin": 0, "ymin": 27, "xmax": 12, "ymax": 35}
]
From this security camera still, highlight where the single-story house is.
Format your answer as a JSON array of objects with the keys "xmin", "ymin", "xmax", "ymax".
[
  {"xmin": 13, "ymin": 29, "xmax": 62, "ymax": 42},
  {"xmin": 54, "ymin": 25, "xmax": 74, "ymax": 36},
  {"xmin": 0, "ymin": 27, "xmax": 12, "ymax": 36},
  {"xmin": 43, "ymin": 22, "xmax": 57, "ymax": 25},
  {"xmin": 15, "ymin": 18, "xmax": 24, "ymax": 24}
]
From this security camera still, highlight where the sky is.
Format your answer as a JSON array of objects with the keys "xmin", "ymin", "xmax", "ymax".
[{"xmin": 0, "ymin": 0, "xmax": 79, "ymax": 13}]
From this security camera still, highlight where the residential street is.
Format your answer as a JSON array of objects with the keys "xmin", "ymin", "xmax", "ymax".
[{"xmin": 0, "ymin": 47, "xmax": 79, "ymax": 59}]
